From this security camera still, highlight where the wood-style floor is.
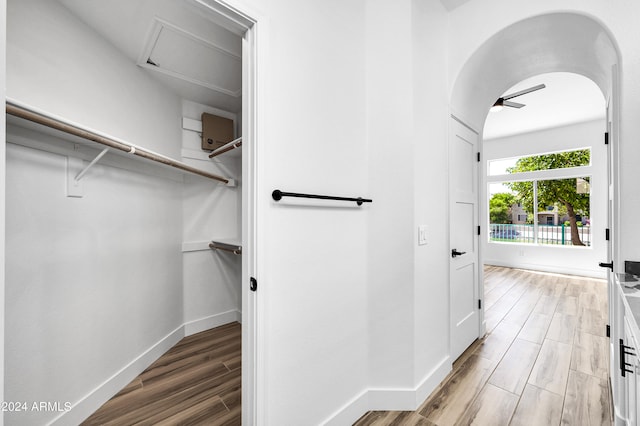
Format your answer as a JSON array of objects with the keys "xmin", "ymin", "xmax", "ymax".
[
  {"xmin": 355, "ymin": 266, "xmax": 612, "ymax": 426},
  {"xmin": 81, "ymin": 322, "xmax": 241, "ymax": 426}
]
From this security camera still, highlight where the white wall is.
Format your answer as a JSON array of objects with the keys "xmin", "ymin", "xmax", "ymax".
[
  {"xmin": 411, "ymin": 0, "xmax": 452, "ymax": 396},
  {"xmin": 181, "ymin": 100, "xmax": 242, "ymax": 333},
  {"xmin": 5, "ymin": 138, "xmax": 184, "ymax": 426},
  {"xmin": 365, "ymin": 0, "xmax": 451, "ymax": 405},
  {"xmin": 366, "ymin": 0, "xmax": 415, "ymax": 391},
  {"xmin": 229, "ymin": 0, "xmax": 452, "ymax": 421},
  {"xmin": 483, "ymin": 119, "xmax": 607, "ymax": 278},
  {"xmin": 250, "ymin": 1, "xmax": 370, "ymax": 423}
]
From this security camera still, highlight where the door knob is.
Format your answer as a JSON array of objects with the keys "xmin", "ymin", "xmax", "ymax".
[
  {"xmin": 599, "ymin": 261, "xmax": 614, "ymax": 271},
  {"xmin": 451, "ymin": 249, "xmax": 466, "ymax": 258}
]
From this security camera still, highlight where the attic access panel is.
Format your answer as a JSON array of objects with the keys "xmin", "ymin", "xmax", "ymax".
[{"xmin": 139, "ymin": 19, "xmax": 242, "ymax": 98}]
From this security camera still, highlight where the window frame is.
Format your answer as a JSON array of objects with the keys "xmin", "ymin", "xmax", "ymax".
[{"xmin": 487, "ymin": 150, "xmax": 593, "ymax": 248}]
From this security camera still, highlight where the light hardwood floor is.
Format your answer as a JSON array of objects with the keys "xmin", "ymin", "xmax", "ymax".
[
  {"xmin": 81, "ymin": 322, "xmax": 241, "ymax": 426},
  {"xmin": 355, "ymin": 266, "xmax": 612, "ymax": 426}
]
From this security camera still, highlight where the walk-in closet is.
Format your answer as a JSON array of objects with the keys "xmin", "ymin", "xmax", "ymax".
[{"xmin": 5, "ymin": 0, "xmax": 249, "ymax": 424}]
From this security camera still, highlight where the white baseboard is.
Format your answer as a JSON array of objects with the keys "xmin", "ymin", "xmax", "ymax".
[
  {"xmin": 414, "ymin": 356, "xmax": 451, "ymax": 407},
  {"xmin": 184, "ymin": 309, "xmax": 242, "ymax": 336},
  {"xmin": 50, "ymin": 325, "xmax": 185, "ymax": 426},
  {"xmin": 323, "ymin": 356, "xmax": 451, "ymax": 425},
  {"xmin": 485, "ymin": 259, "xmax": 606, "ymax": 279},
  {"xmin": 51, "ymin": 311, "xmax": 241, "ymax": 425},
  {"xmin": 322, "ymin": 390, "xmax": 369, "ymax": 426}
]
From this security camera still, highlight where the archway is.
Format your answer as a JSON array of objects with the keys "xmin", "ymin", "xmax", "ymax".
[
  {"xmin": 450, "ymin": 12, "xmax": 619, "ymax": 132},
  {"xmin": 447, "ymin": 9, "xmax": 621, "ymax": 392}
]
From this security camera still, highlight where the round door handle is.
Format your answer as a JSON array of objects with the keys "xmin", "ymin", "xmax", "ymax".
[{"xmin": 452, "ymin": 249, "xmax": 466, "ymax": 258}]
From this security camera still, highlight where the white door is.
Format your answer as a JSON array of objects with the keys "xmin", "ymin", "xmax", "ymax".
[{"xmin": 449, "ymin": 116, "xmax": 480, "ymax": 361}]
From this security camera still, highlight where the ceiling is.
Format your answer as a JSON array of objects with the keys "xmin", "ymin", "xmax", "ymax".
[
  {"xmin": 483, "ymin": 72, "xmax": 606, "ymax": 140},
  {"xmin": 57, "ymin": 0, "xmax": 243, "ymax": 113}
]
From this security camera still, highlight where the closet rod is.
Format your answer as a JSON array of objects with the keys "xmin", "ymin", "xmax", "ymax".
[
  {"xmin": 209, "ymin": 241, "xmax": 242, "ymax": 255},
  {"xmin": 209, "ymin": 137, "xmax": 242, "ymax": 159},
  {"xmin": 272, "ymin": 189, "xmax": 372, "ymax": 206},
  {"xmin": 6, "ymin": 101, "xmax": 230, "ymax": 184}
]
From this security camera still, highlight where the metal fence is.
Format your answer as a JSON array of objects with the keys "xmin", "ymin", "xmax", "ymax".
[{"xmin": 489, "ymin": 223, "xmax": 591, "ymax": 246}]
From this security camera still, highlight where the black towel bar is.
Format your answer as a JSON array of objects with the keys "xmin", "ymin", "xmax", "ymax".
[{"xmin": 272, "ymin": 190, "xmax": 372, "ymax": 206}]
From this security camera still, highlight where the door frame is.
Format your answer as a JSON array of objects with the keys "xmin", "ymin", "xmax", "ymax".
[
  {"xmin": 607, "ymin": 62, "xmax": 623, "ymax": 423},
  {"xmin": 190, "ymin": 1, "xmax": 263, "ymax": 423}
]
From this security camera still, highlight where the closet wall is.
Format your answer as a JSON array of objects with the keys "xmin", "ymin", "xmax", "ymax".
[
  {"xmin": 181, "ymin": 99, "xmax": 242, "ymax": 333},
  {"xmin": 5, "ymin": 0, "xmax": 241, "ymax": 424}
]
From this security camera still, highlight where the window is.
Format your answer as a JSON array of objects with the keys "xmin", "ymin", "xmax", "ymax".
[
  {"xmin": 488, "ymin": 149, "xmax": 592, "ymax": 247},
  {"xmin": 488, "ymin": 148, "xmax": 590, "ymax": 176}
]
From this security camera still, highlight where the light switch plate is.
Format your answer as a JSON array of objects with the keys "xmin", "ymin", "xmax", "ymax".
[{"xmin": 418, "ymin": 225, "xmax": 428, "ymax": 246}]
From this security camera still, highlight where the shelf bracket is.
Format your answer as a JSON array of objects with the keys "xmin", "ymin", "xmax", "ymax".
[{"xmin": 75, "ymin": 148, "xmax": 109, "ymax": 182}]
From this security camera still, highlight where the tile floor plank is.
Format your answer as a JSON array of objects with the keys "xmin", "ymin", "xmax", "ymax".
[
  {"xmin": 561, "ymin": 370, "xmax": 611, "ymax": 425},
  {"xmin": 577, "ymin": 306, "xmax": 608, "ymax": 337},
  {"xmin": 418, "ymin": 354, "xmax": 495, "ymax": 425},
  {"xmin": 488, "ymin": 338, "xmax": 540, "ymax": 395},
  {"xmin": 353, "ymin": 411, "xmax": 435, "ymax": 426},
  {"xmin": 518, "ymin": 312, "xmax": 553, "ymax": 344},
  {"xmin": 546, "ymin": 312, "xmax": 578, "ymax": 344},
  {"xmin": 454, "ymin": 383, "xmax": 519, "ymax": 426},
  {"xmin": 502, "ymin": 288, "xmax": 542, "ymax": 327},
  {"xmin": 528, "ymin": 339, "xmax": 573, "ymax": 396},
  {"xmin": 571, "ymin": 330, "xmax": 609, "ymax": 379},
  {"xmin": 510, "ymin": 384, "xmax": 564, "ymax": 426},
  {"xmin": 474, "ymin": 320, "xmax": 521, "ymax": 362},
  {"xmin": 532, "ymin": 294, "xmax": 561, "ymax": 316}
]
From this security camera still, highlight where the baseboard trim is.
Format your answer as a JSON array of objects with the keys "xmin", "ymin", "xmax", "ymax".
[
  {"xmin": 50, "ymin": 325, "xmax": 185, "ymax": 426},
  {"xmin": 184, "ymin": 309, "xmax": 242, "ymax": 336},
  {"xmin": 485, "ymin": 259, "xmax": 606, "ymax": 279},
  {"xmin": 322, "ymin": 390, "xmax": 370, "ymax": 426},
  {"xmin": 414, "ymin": 355, "xmax": 451, "ymax": 407},
  {"xmin": 51, "ymin": 311, "xmax": 241, "ymax": 426},
  {"xmin": 323, "ymin": 356, "xmax": 451, "ymax": 425}
]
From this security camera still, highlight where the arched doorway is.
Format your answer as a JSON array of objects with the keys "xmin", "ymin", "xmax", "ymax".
[{"xmin": 447, "ymin": 10, "xmax": 620, "ymax": 390}]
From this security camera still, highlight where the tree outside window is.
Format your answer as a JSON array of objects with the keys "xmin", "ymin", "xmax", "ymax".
[
  {"xmin": 488, "ymin": 148, "xmax": 591, "ymax": 247},
  {"xmin": 505, "ymin": 150, "xmax": 590, "ymax": 246}
]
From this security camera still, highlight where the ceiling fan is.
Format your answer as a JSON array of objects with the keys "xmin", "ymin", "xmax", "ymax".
[{"xmin": 490, "ymin": 83, "xmax": 546, "ymax": 112}]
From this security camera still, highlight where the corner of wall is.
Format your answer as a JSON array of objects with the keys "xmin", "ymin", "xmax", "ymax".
[
  {"xmin": 50, "ymin": 325, "xmax": 185, "ymax": 426},
  {"xmin": 322, "ymin": 356, "xmax": 451, "ymax": 425}
]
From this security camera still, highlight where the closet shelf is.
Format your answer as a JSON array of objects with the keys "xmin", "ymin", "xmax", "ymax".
[
  {"xmin": 209, "ymin": 240, "xmax": 242, "ymax": 255},
  {"xmin": 6, "ymin": 100, "xmax": 233, "ymax": 185},
  {"xmin": 208, "ymin": 137, "xmax": 242, "ymax": 159}
]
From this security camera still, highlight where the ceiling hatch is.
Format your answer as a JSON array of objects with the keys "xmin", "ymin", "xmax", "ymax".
[{"xmin": 138, "ymin": 18, "xmax": 241, "ymax": 98}]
